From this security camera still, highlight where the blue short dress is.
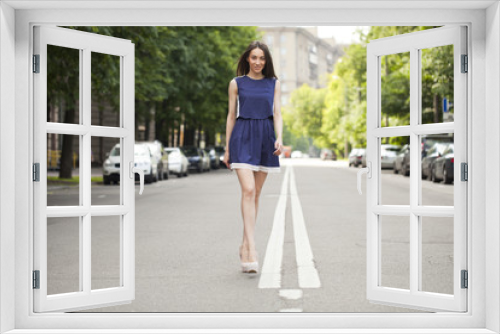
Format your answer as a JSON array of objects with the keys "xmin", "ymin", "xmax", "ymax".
[{"xmin": 229, "ymin": 75, "xmax": 281, "ymax": 173}]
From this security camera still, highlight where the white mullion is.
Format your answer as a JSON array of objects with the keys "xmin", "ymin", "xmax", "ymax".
[
  {"xmin": 409, "ymin": 47, "xmax": 419, "ymax": 294},
  {"xmin": 372, "ymin": 205, "xmax": 411, "ymax": 215},
  {"xmin": 82, "ymin": 47, "xmax": 92, "ymax": 294},
  {"xmin": 413, "ymin": 122, "xmax": 455, "ymax": 135},
  {"xmin": 412, "ymin": 206, "xmax": 455, "ymax": 217},
  {"xmin": 373, "ymin": 126, "xmax": 411, "ymax": 138},
  {"xmin": 90, "ymin": 206, "xmax": 129, "ymax": 216},
  {"xmin": 90, "ymin": 126, "xmax": 128, "ymax": 138},
  {"xmin": 46, "ymin": 122, "xmax": 88, "ymax": 135}
]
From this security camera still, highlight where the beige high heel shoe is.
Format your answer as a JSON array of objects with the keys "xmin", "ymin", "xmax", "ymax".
[{"xmin": 242, "ymin": 250, "xmax": 258, "ymax": 274}]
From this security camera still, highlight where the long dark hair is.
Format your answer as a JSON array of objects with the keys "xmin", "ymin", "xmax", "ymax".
[{"xmin": 236, "ymin": 41, "xmax": 278, "ymax": 80}]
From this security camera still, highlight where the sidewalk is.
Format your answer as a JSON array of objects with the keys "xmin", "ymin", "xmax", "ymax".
[{"xmin": 47, "ymin": 167, "xmax": 102, "ymax": 177}]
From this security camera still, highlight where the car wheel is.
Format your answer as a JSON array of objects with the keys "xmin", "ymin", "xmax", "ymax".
[
  {"xmin": 421, "ymin": 167, "xmax": 427, "ymax": 179},
  {"xmin": 103, "ymin": 175, "xmax": 111, "ymax": 185},
  {"xmin": 177, "ymin": 172, "xmax": 182, "ymax": 178},
  {"xmin": 393, "ymin": 163, "xmax": 398, "ymax": 174},
  {"xmin": 443, "ymin": 167, "xmax": 452, "ymax": 184},
  {"xmin": 145, "ymin": 174, "xmax": 153, "ymax": 184},
  {"xmin": 432, "ymin": 169, "xmax": 440, "ymax": 183}
]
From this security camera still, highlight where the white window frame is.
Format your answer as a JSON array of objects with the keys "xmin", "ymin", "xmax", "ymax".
[{"xmin": 1, "ymin": 2, "xmax": 498, "ymax": 333}]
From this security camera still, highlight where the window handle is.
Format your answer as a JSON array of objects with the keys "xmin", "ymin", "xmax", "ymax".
[
  {"xmin": 357, "ymin": 161, "xmax": 372, "ymax": 195},
  {"xmin": 129, "ymin": 161, "xmax": 144, "ymax": 195}
]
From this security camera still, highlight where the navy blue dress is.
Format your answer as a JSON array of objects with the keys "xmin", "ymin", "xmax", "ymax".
[{"xmin": 229, "ymin": 75, "xmax": 281, "ymax": 173}]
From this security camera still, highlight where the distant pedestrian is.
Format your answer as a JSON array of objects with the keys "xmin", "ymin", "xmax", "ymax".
[{"xmin": 222, "ymin": 41, "xmax": 283, "ymax": 274}]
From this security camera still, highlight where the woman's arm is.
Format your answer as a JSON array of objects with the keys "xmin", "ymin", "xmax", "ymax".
[
  {"xmin": 273, "ymin": 79, "xmax": 283, "ymax": 142},
  {"xmin": 225, "ymin": 79, "xmax": 238, "ymax": 149}
]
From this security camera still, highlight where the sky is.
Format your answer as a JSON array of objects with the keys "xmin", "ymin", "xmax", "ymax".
[{"xmin": 303, "ymin": 26, "xmax": 370, "ymax": 44}]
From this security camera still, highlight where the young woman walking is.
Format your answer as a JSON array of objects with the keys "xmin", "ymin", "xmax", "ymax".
[{"xmin": 222, "ymin": 41, "xmax": 283, "ymax": 274}]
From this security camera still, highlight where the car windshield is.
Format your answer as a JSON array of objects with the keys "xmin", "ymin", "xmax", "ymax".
[
  {"xmin": 183, "ymin": 148, "xmax": 198, "ymax": 156},
  {"xmin": 382, "ymin": 146, "xmax": 400, "ymax": 152},
  {"xmin": 110, "ymin": 146, "xmax": 120, "ymax": 157},
  {"xmin": 135, "ymin": 145, "xmax": 149, "ymax": 157}
]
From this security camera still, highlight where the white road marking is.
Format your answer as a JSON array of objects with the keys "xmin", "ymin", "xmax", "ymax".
[
  {"xmin": 279, "ymin": 289, "xmax": 303, "ymax": 300},
  {"xmin": 289, "ymin": 165, "xmax": 321, "ymax": 288},
  {"xmin": 258, "ymin": 165, "xmax": 290, "ymax": 288}
]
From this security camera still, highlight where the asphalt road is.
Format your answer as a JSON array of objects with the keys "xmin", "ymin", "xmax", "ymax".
[{"xmin": 45, "ymin": 158, "xmax": 454, "ymax": 313}]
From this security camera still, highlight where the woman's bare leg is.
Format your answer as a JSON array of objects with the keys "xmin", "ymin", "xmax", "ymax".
[
  {"xmin": 254, "ymin": 170, "xmax": 268, "ymax": 225},
  {"xmin": 235, "ymin": 168, "xmax": 257, "ymax": 263}
]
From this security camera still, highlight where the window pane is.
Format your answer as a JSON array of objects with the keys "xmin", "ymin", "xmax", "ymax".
[
  {"xmin": 380, "ymin": 215, "xmax": 410, "ymax": 290},
  {"xmin": 381, "ymin": 136, "xmax": 409, "ymax": 205},
  {"xmin": 47, "ymin": 45, "xmax": 80, "ymax": 124},
  {"xmin": 421, "ymin": 45, "xmax": 454, "ymax": 124},
  {"xmin": 47, "ymin": 217, "xmax": 80, "ymax": 295},
  {"xmin": 92, "ymin": 216, "xmax": 121, "ymax": 290},
  {"xmin": 421, "ymin": 216, "xmax": 454, "ymax": 295},
  {"xmin": 47, "ymin": 133, "xmax": 80, "ymax": 206},
  {"xmin": 421, "ymin": 134, "xmax": 454, "ymax": 206},
  {"xmin": 92, "ymin": 137, "xmax": 121, "ymax": 205},
  {"xmin": 91, "ymin": 51, "xmax": 121, "ymax": 127},
  {"xmin": 380, "ymin": 52, "xmax": 410, "ymax": 127}
]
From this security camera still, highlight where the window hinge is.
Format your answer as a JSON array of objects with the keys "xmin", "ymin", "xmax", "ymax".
[
  {"xmin": 33, "ymin": 54, "xmax": 40, "ymax": 73},
  {"xmin": 33, "ymin": 270, "xmax": 40, "ymax": 289},
  {"xmin": 461, "ymin": 270, "xmax": 468, "ymax": 289},
  {"xmin": 461, "ymin": 54, "xmax": 468, "ymax": 73},
  {"xmin": 461, "ymin": 162, "xmax": 468, "ymax": 181},
  {"xmin": 33, "ymin": 163, "xmax": 40, "ymax": 182}
]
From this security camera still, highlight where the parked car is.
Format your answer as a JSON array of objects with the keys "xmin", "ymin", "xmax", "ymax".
[
  {"xmin": 393, "ymin": 144, "xmax": 409, "ymax": 175},
  {"xmin": 348, "ymin": 148, "xmax": 365, "ymax": 167},
  {"xmin": 421, "ymin": 142, "xmax": 451, "ymax": 179},
  {"xmin": 207, "ymin": 145, "xmax": 227, "ymax": 168},
  {"xmin": 165, "ymin": 147, "xmax": 189, "ymax": 177},
  {"xmin": 291, "ymin": 150, "xmax": 303, "ymax": 158},
  {"xmin": 138, "ymin": 140, "xmax": 168, "ymax": 180},
  {"xmin": 102, "ymin": 143, "xmax": 121, "ymax": 185},
  {"xmin": 431, "ymin": 143, "xmax": 454, "ymax": 184},
  {"xmin": 206, "ymin": 147, "xmax": 221, "ymax": 169},
  {"xmin": 182, "ymin": 146, "xmax": 205, "ymax": 173},
  {"xmin": 134, "ymin": 143, "xmax": 157, "ymax": 184},
  {"xmin": 320, "ymin": 148, "xmax": 337, "ymax": 160},
  {"xmin": 381, "ymin": 144, "xmax": 401, "ymax": 169},
  {"xmin": 201, "ymin": 149, "xmax": 211, "ymax": 171}
]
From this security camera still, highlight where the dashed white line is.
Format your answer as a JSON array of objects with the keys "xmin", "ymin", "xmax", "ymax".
[{"xmin": 289, "ymin": 165, "xmax": 321, "ymax": 288}]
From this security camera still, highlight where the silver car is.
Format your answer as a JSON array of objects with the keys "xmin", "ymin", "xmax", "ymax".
[{"xmin": 380, "ymin": 144, "xmax": 401, "ymax": 169}]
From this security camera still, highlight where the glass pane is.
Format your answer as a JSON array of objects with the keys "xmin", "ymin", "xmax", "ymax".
[
  {"xmin": 421, "ymin": 216, "xmax": 454, "ymax": 294},
  {"xmin": 92, "ymin": 137, "xmax": 121, "ymax": 205},
  {"xmin": 47, "ymin": 217, "xmax": 80, "ymax": 295},
  {"xmin": 91, "ymin": 51, "xmax": 121, "ymax": 127},
  {"xmin": 47, "ymin": 133, "xmax": 80, "ymax": 206},
  {"xmin": 47, "ymin": 45, "xmax": 80, "ymax": 124},
  {"xmin": 421, "ymin": 134, "xmax": 454, "ymax": 206},
  {"xmin": 421, "ymin": 45, "xmax": 454, "ymax": 124},
  {"xmin": 92, "ymin": 216, "xmax": 121, "ymax": 290},
  {"xmin": 381, "ymin": 136, "xmax": 409, "ymax": 205},
  {"xmin": 380, "ymin": 215, "xmax": 410, "ymax": 290},
  {"xmin": 380, "ymin": 52, "xmax": 410, "ymax": 127}
]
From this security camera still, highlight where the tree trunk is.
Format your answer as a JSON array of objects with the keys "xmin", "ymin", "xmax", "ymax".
[
  {"xmin": 433, "ymin": 94, "xmax": 440, "ymax": 123},
  {"xmin": 59, "ymin": 103, "xmax": 76, "ymax": 179}
]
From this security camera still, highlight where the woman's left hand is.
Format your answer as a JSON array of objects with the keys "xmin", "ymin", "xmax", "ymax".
[{"xmin": 273, "ymin": 139, "xmax": 284, "ymax": 156}]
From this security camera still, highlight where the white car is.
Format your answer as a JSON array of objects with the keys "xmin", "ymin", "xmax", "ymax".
[
  {"xmin": 134, "ymin": 143, "xmax": 157, "ymax": 184},
  {"xmin": 137, "ymin": 140, "xmax": 168, "ymax": 181},
  {"xmin": 102, "ymin": 144, "xmax": 121, "ymax": 185},
  {"xmin": 165, "ymin": 147, "xmax": 189, "ymax": 177},
  {"xmin": 291, "ymin": 150, "xmax": 303, "ymax": 158}
]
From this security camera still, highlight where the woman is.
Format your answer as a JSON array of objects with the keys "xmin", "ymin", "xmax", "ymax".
[{"xmin": 222, "ymin": 41, "xmax": 283, "ymax": 274}]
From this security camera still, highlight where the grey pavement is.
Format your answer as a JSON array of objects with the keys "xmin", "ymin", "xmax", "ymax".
[{"xmin": 45, "ymin": 158, "xmax": 454, "ymax": 313}]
